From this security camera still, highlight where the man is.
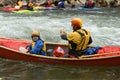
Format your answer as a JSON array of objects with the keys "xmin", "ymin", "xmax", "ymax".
[
  {"xmin": 26, "ymin": 1, "xmax": 34, "ymax": 10},
  {"xmin": 40, "ymin": 0, "xmax": 52, "ymax": 7},
  {"xmin": 84, "ymin": 0, "xmax": 93, "ymax": 8},
  {"xmin": 60, "ymin": 18, "xmax": 92, "ymax": 58}
]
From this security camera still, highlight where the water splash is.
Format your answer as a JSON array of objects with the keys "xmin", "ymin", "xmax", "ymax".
[{"xmin": 0, "ymin": 10, "xmax": 120, "ymax": 46}]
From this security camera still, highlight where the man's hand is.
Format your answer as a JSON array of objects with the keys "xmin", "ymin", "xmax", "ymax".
[{"xmin": 60, "ymin": 29, "xmax": 66, "ymax": 36}]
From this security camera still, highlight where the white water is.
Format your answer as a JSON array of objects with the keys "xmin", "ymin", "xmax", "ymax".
[
  {"xmin": 0, "ymin": 9, "xmax": 120, "ymax": 46},
  {"xmin": 0, "ymin": 9, "xmax": 120, "ymax": 80}
]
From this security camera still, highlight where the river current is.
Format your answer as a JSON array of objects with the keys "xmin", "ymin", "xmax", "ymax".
[{"xmin": 0, "ymin": 8, "xmax": 120, "ymax": 80}]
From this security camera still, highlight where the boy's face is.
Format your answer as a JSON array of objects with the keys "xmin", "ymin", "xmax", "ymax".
[{"xmin": 32, "ymin": 36, "xmax": 39, "ymax": 41}]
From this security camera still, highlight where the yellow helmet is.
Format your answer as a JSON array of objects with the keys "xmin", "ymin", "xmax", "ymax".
[
  {"xmin": 31, "ymin": 30, "xmax": 40, "ymax": 37},
  {"xmin": 71, "ymin": 18, "xmax": 83, "ymax": 28}
]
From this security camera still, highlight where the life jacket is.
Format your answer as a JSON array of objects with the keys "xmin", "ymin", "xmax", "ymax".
[
  {"xmin": 67, "ymin": 29, "xmax": 90, "ymax": 51},
  {"xmin": 88, "ymin": 0, "xmax": 93, "ymax": 8},
  {"xmin": 45, "ymin": 0, "xmax": 51, "ymax": 7},
  {"xmin": 61, "ymin": 0, "xmax": 65, "ymax": 8},
  {"xmin": 31, "ymin": 40, "xmax": 46, "ymax": 54},
  {"xmin": 84, "ymin": 0, "xmax": 93, "ymax": 8},
  {"xmin": 18, "ymin": 1, "xmax": 23, "ymax": 7}
]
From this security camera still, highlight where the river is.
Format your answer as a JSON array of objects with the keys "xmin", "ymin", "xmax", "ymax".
[{"xmin": 0, "ymin": 8, "xmax": 120, "ymax": 80}]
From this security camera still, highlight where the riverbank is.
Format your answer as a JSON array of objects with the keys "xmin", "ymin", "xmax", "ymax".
[{"xmin": 0, "ymin": 0, "xmax": 120, "ymax": 8}]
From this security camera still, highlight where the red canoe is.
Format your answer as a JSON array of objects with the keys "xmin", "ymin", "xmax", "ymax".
[{"xmin": 0, "ymin": 38, "xmax": 120, "ymax": 66}]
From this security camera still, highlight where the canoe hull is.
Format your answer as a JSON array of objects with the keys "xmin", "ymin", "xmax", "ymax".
[
  {"xmin": 0, "ymin": 38, "xmax": 120, "ymax": 66},
  {"xmin": 1, "ymin": 45, "xmax": 120, "ymax": 66}
]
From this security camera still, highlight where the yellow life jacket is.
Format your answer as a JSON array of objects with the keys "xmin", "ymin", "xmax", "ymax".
[
  {"xmin": 18, "ymin": 1, "xmax": 23, "ymax": 7},
  {"xmin": 67, "ymin": 29, "xmax": 90, "ymax": 50},
  {"xmin": 31, "ymin": 42, "xmax": 35, "ymax": 48},
  {"xmin": 42, "ymin": 41, "xmax": 46, "ymax": 52}
]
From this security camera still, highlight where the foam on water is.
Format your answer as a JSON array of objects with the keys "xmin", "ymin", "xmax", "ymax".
[{"xmin": 0, "ymin": 11, "xmax": 120, "ymax": 46}]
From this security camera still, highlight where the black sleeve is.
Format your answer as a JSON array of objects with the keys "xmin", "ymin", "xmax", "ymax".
[
  {"xmin": 61, "ymin": 34, "xmax": 68, "ymax": 40},
  {"xmin": 88, "ymin": 36, "xmax": 92, "ymax": 44}
]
